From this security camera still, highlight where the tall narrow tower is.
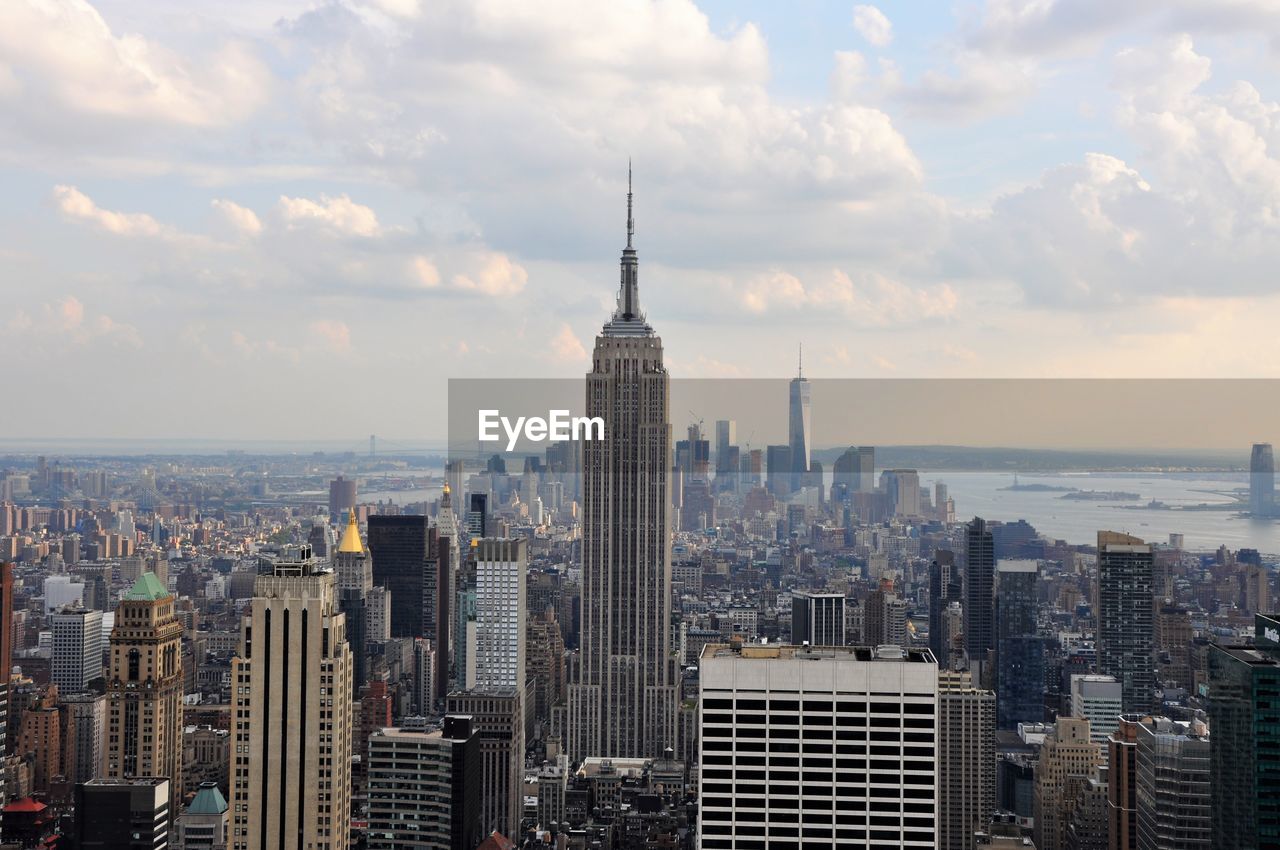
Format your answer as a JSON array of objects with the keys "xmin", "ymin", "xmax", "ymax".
[
  {"xmin": 788, "ymin": 344, "xmax": 811, "ymax": 485},
  {"xmin": 106, "ymin": 572, "xmax": 184, "ymax": 816},
  {"xmin": 567, "ymin": 169, "xmax": 676, "ymax": 762}
]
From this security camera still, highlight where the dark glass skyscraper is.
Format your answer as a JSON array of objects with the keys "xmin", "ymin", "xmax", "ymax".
[
  {"xmin": 791, "ymin": 591, "xmax": 846, "ymax": 647},
  {"xmin": 965, "ymin": 518, "xmax": 996, "ymax": 677},
  {"xmin": 995, "ymin": 560, "xmax": 1045, "ymax": 729},
  {"xmin": 1097, "ymin": 531, "xmax": 1155, "ymax": 714},
  {"xmin": 1208, "ymin": 613, "xmax": 1280, "ymax": 849},
  {"xmin": 367, "ymin": 514, "xmax": 429, "ymax": 638}
]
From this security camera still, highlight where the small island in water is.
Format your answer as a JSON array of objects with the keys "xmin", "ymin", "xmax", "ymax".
[{"xmin": 1060, "ymin": 490, "xmax": 1141, "ymax": 501}]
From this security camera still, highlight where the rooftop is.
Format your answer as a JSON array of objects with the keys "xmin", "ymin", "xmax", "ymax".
[
  {"xmin": 124, "ymin": 571, "xmax": 169, "ymax": 601},
  {"xmin": 701, "ymin": 642, "xmax": 934, "ymax": 664}
]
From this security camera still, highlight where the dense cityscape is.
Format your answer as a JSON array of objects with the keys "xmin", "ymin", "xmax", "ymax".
[{"xmin": 0, "ymin": 186, "xmax": 1276, "ymax": 850}]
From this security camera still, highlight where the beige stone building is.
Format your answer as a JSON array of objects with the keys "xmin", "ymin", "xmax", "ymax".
[
  {"xmin": 1034, "ymin": 716, "xmax": 1104, "ymax": 850},
  {"xmin": 106, "ymin": 572, "xmax": 185, "ymax": 816},
  {"xmin": 229, "ymin": 545, "xmax": 353, "ymax": 850}
]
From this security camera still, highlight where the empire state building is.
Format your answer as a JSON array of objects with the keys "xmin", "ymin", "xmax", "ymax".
[{"xmin": 566, "ymin": 172, "xmax": 677, "ymax": 761}]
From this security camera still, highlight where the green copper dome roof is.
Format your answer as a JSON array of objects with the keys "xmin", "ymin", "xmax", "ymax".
[{"xmin": 124, "ymin": 571, "xmax": 169, "ymax": 601}]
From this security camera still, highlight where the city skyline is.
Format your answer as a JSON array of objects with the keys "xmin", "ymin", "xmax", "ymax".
[{"xmin": 5, "ymin": 1, "xmax": 1280, "ymax": 439}]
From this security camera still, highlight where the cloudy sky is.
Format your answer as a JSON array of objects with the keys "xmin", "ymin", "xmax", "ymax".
[{"xmin": 4, "ymin": 0, "xmax": 1280, "ymax": 442}]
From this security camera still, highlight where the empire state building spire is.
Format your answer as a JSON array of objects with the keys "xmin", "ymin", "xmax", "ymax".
[{"xmin": 605, "ymin": 161, "xmax": 652, "ymax": 337}]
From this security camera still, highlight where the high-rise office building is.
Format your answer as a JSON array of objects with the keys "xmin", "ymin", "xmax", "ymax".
[
  {"xmin": 698, "ymin": 642, "xmax": 939, "ymax": 848},
  {"xmin": 432, "ymin": 485, "xmax": 461, "ymax": 696},
  {"xmin": 929, "ymin": 551, "xmax": 960, "ymax": 669},
  {"xmin": 1207, "ymin": 613, "xmax": 1280, "ymax": 849},
  {"xmin": 567, "ymin": 176, "xmax": 677, "ymax": 763},
  {"xmin": 1108, "ymin": 715, "xmax": 1141, "ymax": 850},
  {"xmin": 1069, "ymin": 674, "xmax": 1122, "ymax": 745},
  {"xmin": 473, "ymin": 538, "xmax": 526, "ymax": 691},
  {"xmin": 60, "ymin": 691, "xmax": 105, "ymax": 784},
  {"xmin": 880, "ymin": 469, "xmax": 921, "ymax": 517},
  {"xmin": 1033, "ymin": 717, "xmax": 1104, "ymax": 850},
  {"xmin": 50, "ymin": 606, "xmax": 103, "ymax": 692},
  {"xmin": 333, "ymin": 509, "xmax": 370, "ymax": 593},
  {"xmin": 1250, "ymin": 443, "xmax": 1275, "ymax": 518},
  {"xmin": 333, "ymin": 509, "xmax": 370, "ymax": 698},
  {"xmin": 832, "ymin": 446, "xmax": 875, "ymax": 499},
  {"xmin": 714, "ymin": 420, "xmax": 737, "ymax": 491},
  {"xmin": 966, "ymin": 518, "xmax": 996, "ymax": 680},
  {"xmin": 766, "ymin": 444, "xmax": 794, "ymax": 498},
  {"xmin": 1133, "ymin": 716, "xmax": 1211, "ymax": 850},
  {"xmin": 0, "ymin": 563, "xmax": 12, "ymax": 775},
  {"xmin": 996, "ymin": 559, "xmax": 1044, "ymax": 729},
  {"xmin": 105, "ymin": 572, "xmax": 184, "ymax": 814},
  {"xmin": 791, "ymin": 591, "xmax": 846, "ymax": 647},
  {"xmin": 1097, "ymin": 532, "xmax": 1155, "ymax": 714},
  {"xmin": 367, "ymin": 514, "xmax": 429, "ymax": 638},
  {"xmin": 327, "ymin": 474, "xmax": 356, "ymax": 524},
  {"xmin": 366, "ymin": 715, "xmax": 481, "ymax": 850},
  {"xmin": 71, "ymin": 777, "xmax": 170, "ymax": 850},
  {"xmin": 445, "ymin": 691, "xmax": 523, "ymax": 838},
  {"xmin": 789, "ymin": 348, "xmax": 812, "ymax": 482},
  {"xmin": 938, "ymin": 671, "xmax": 996, "ymax": 850},
  {"xmin": 228, "ymin": 545, "xmax": 353, "ymax": 850}
]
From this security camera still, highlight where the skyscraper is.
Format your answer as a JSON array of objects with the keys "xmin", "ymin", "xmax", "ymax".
[
  {"xmin": 1133, "ymin": 716, "xmax": 1211, "ymax": 849},
  {"xmin": 61, "ymin": 691, "xmax": 106, "ymax": 784},
  {"xmin": 1033, "ymin": 717, "xmax": 1104, "ymax": 850},
  {"xmin": 995, "ymin": 559, "xmax": 1045, "ymax": 729},
  {"xmin": 366, "ymin": 716, "xmax": 481, "ymax": 850},
  {"xmin": 791, "ymin": 591, "xmax": 846, "ymax": 647},
  {"xmin": 1109, "ymin": 715, "xmax": 1141, "ymax": 850},
  {"xmin": 880, "ymin": 468, "xmax": 922, "ymax": 517},
  {"xmin": 698, "ymin": 642, "xmax": 939, "ymax": 847},
  {"xmin": 1097, "ymin": 531, "xmax": 1155, "ymax": 714},
  {"xmin": 367, "ymin": 514, "xmax": 429, "ymax": 638},
  {"xmin": 332, "ymin": 509, "xmax": 370, "ymax": 698},
  {"xmin": 0, "ymin": 563, "xmax": 12, "ymax": 777},
  {"xmin": 938, "ymin": 670, "xmax": 996, "ymax": 850},
  {"xmin": 71, "ymin": 778, "xmax": 170, "ymax": 850},
  {"xmin": 472, "ymin": 538, "xmax": 527, "ymax": 691},
  {"xmin": 567, "ymin": 174, "xmax": 677, "ymax": 763},
  {"xmin": 327, "ymin": 474, "xmax": 356, "ymax": 524},
  {"xmin": 228, "ymin": 545, "xmax": 353, "ymax": 850},
  {"xmin": 1250, "ymin": 443, "xmax": 1275, "ymax": 518},
  {"xmin": 1207, "ymin": 613, "xmax": 1280, "ymax": 849},
  {"xmin": 105, "ymin": 572, "xmax": 184, "ymax": 815},
  {"xmin": 766, "ymin": 444, "xmax": 794, "ymax": 498},
  {"xmin": 965, "ymin": 518, "xmax": 996, "ymax": 680},
  {"xmin": 50, "ymin": 606, "xmax": 103, "ymax": 692},
  {"xmin": 929, "ymin": 551, "xmax": 960, "ymax": 669},
  {"xmin": 1069, "ymin": 674, "xmax": 1122, "ymax": 744},
  {"xmin": 789, "ymin": 346, "xmax": 812, "ymax": 485}
]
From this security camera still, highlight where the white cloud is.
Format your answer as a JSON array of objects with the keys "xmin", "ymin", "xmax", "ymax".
[
  {"xmin": 733, "ymin": 268, "xmax": 958, "ymax": 323},
  {"xmin": 0, "ymin": 0, "xmax": 269, "ymax": 133},
  {"xmin": 211, "ymin": 199, "xmax": 263, "ymax": 238},
  {"xmin": 309, "ymin": 319, "xmax": 353, "ymax": 352},
  {"xmin": 853, "ymin": 5, "xmax": 893, "ymax": 47},
  {"xmin": 277, "ymin": 194, "xmax": 381, "ymax": 237},
  {"xmin": 451, "ymin": 252, "xmax": 528, "ymax": 297},
  {"xmin": 53, "ymin": 185, "xmax": 168, "ymax": 237},
  {"xmin": 548, "ymin": 323, "xmax": 586, "ymax": 362}
]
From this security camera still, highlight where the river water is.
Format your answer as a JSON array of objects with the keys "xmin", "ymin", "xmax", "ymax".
[{"xmin": 364, "ymin": 471, "xmax": 1279, "ymax": 554}]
